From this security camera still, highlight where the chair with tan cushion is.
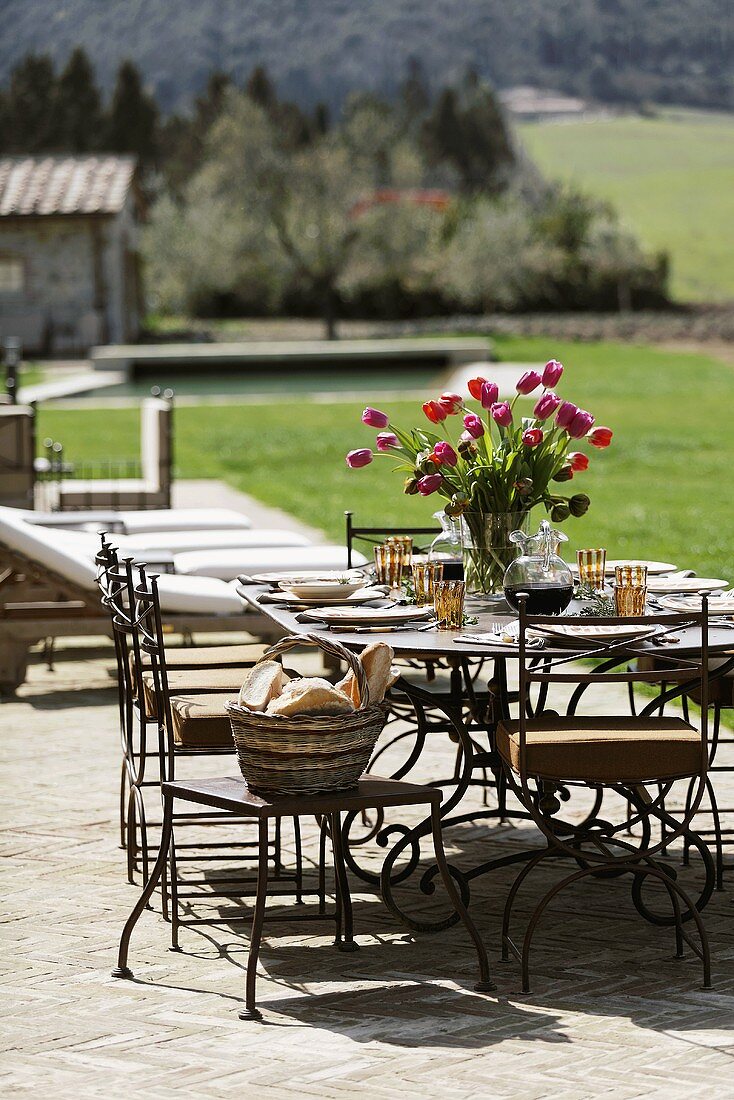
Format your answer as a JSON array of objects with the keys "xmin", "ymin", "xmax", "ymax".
[{"xmin": 496, "ymin": 597, "xmax": 712, "ymax": 994}]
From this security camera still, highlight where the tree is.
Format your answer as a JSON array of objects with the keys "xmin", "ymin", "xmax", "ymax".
[
  {"xmin": 52, "ymin": 47, "xmax": 103, "ymax": 151},
  {"xmin": 246, "ymin": 65, "xmax": 275, "ymax": 109},
  {"xmin": 1, "ymin": 54, "xmax": 56, "ymax": 153},
  {"xmin": 107, "ymin": 60, "xmax": 159, "ymax": 163},
  {"xmin": 422, "ymin": 76, "xmax": 515, "ymax": 194}
]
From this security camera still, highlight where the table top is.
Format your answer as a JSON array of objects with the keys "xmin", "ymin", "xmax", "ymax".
[{"xmin": 238, "ymin": 585, "xmax": 734, "ymax": 661}]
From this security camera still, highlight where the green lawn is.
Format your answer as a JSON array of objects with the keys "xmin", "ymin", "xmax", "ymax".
[
  {"xmin": 519, "ymin": 110, "xmax": 734, "ymax": 303},
  {"xmin": 37, "ymin": 335, "xmax": 734, "ymax": 581}
]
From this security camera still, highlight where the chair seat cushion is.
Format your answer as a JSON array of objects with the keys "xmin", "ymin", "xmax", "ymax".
[
  {"xmin": 142, "ymin": 668, "xmax": 250, "ymax": 715},
  {"xmin": 139, "ymin": 642, "xmax": 267, "ymax": 673},
  {"xmin": 169, "ymin": 693, "xmax": 238, "ymax": 749},
  {"xmin": 496, "ymin": 715, "xmax": 702, "ymax": 784}
]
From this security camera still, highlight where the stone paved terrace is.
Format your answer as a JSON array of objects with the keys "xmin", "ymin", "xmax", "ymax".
[{"xmin": 2, "ymin": 641, "xmax": 734, "ymax": 1099}]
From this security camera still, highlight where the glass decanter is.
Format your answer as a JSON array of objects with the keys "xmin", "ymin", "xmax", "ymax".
[
  {"xmin": 503, "ymin": 518, "xmax": 574, "ymax": 614},
  {"xmin": 428, "ymin": 510, "xmax": 464, "ymax": 580}
]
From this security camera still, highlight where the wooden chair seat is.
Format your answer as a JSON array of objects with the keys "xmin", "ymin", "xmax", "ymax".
[{"xmin": 496, "ymin": 715, "xmax": 702, "ymax": 784}]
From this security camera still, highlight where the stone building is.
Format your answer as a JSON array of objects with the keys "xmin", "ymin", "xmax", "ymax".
[{"xmin": 0, "ymin": 155, "xmax": 143, "ymax": 354}]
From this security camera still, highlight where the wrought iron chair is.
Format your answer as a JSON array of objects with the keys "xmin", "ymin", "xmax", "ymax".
[{"xmin": 497, "ymin": 597, "xmax": 713, "ymax": 992}]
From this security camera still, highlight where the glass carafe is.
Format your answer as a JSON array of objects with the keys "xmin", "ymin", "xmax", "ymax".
[
  {"xmin": 428, "ymin": 511, "xmax": 464, "ymax": 580},
  {"xmin": 503, "ymin": 519, "xmax": 574, "ymax": 614}
]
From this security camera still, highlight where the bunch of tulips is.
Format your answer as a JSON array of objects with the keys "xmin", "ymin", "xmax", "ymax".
[{"xmin": 346, "ymin": 358, "xmax": 613, "ymax": 524}]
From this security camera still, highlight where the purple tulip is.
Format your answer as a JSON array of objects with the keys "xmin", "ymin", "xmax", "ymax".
[
  {"xmin": 375, "ymin": 432, "xmax": 399, "ymax": 451},
  {"xmin": 516, "ymin": 370, "xmax": 542, "ymax": 395},
  {"xmin": 417, "ymin": 473, "xmax": 443, "ymax": 496},
  {"xmin": 555, "ymin": 400, "xmax": 579, "ymax": 430},
  {"xmin": 480, "ymin": 381, "xmax": 499, "ymax": 409},
  {"xmin": 361, "ymin": 406, "xmax": 389, "ymax": 429},
  {"xmin": 542, "ymin": 359, "xmax": 564, "ymax": 387},
  {"xmin": 463, "ymin": 413, "xmax": 485, "ymax": 439},
  {"xmin": 533, "ymin": 391, "xmax": 561, "ymax": 420},
  {"xmin": 568, "ymin": 409, "xmax": 596, "ymax": 439},
  {"xmin": 346, "ymin": 448, "xmax": 373, "ymax": 468},
  {"xmin": 433, "ymin": 441, "xmax": 458, "ymax": 467},
  {"xmin": 490, "ymin": 401, "xmax": 513, "ymax": 427}
]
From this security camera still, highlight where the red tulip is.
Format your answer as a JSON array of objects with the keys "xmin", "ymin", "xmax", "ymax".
[
  {"xmin": 568, "ymin": 409, "xmax": 595, "ymax": 439},
  {"xmin": 542, "ymin": 359, "xmax": 564, "ymax": 387},
  {"xmin": 555, "ymin": 400, "xmax": 579, "ymax": 429},
  {"xmin": 533, "ymin": 391, "xmax": 561, "ymax": 420},
  {"xmin": 568, "ymin": 451, "xmax": 589, "ymax": 472},
  {"xmin": 417, "ymin": 473, "xmax": 443, "ymax": 496},
  {"xmin": 467, "ymin": 377, "xmax": 487, "ymax": 401},
  {"xmin": 433, "ymin": 441, "xmax": 458, "ymax": 467},
  {"xmin": 376, "ymin": 432, "xmax": 399, "ymax": 452},
  {"xmin": 522, "ymin": 428, "xmax": 544, "ymax": 447},
  {"xmin": 588, "ymin": 426, "xmax": 613, "ymax": 448},
  {"xmin": 423, "ymin": 400, "xmax": 447, "ymax": 424},
  {"xmin": 463, "ymin": 413, "xmax": 485, "ymax": 438},
  {"xmin": 438, "ymin": 391, "xmax": 463, "ymax": 415},
  {"xmin": 516, "ymin": 370, "xmax": 542, "ymax": 394},
  {"xmin": 490, "ymin": 401, "xmax": 513, "ymax": 427},
  {"xmin": 346, "ymin": 449, "xmax": 373, "ymax": 468},
  {"xmin": 361, "ymin": 406, "xmax": 389, "ymax": 429},
  {"xmin": 480, "ymin": 381, "xmax": 499, "ymax": 409}
]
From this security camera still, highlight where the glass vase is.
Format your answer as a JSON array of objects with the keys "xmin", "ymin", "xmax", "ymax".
[{"xmin": 461, "ymin": 511, "xmax": 530, "ymax": 597}]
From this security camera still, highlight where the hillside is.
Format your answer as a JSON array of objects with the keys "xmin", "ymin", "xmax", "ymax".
[
  {"xmin": 520, "ymin": 110, "xmax": 734, "ymax": 303},
  {"xmin": 1, "ymin": 0, "xmax": 731, "ymax": 112}
]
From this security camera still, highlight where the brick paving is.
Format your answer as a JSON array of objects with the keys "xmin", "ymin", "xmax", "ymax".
[{"xmin": 2, "ymin": 642, "xmax": 733, "ymax": 1099}]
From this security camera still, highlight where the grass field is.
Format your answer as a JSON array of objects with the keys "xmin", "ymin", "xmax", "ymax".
[
  {"xmin": 520, "ymin": 110, "xmax": 734, "ymax": 304},
  {"xmin": 38, "ymin": 335, "xmax": 734, "ymax": 581}
]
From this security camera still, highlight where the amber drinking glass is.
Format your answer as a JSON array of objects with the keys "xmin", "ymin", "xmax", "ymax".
[
  {"xmin": 433, "ymin": 579, "xmax": 465, "ymax": 630},
  {"xmin": 374, "ymin": 542, "xmax": 404, "ymax": 589},
  {"xmin": 614, "ymin": 565, "xmax": 648, "ymax": 616},
  {"xmin": 576, "ymin": 548, "xmax": 607, "ymax": 591},
  {"xmin": 412, "ymin": 560, "xmax": 444, "ymax": 607},
  {"xmin": 388, "ymin": 535, "xmax": 413, "ymax": 568}
]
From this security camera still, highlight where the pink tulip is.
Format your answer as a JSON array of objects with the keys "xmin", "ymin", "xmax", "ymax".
[
  {"xmin": 423, "ymin": 400, "xmax": 447, "ymax": 424},
  {"xmin": 376, "ymin": 432, "xmax": 399, "ymax": 452},
  {"xmin": 438, "ymin": 391, "xmax": 463, "ymax": 415},
  {"xmin": 467, "ymin": 377, "xmax": 487, "ymax": 401},
  {"xmin": 433, "ymin": 441, "xmax": 458, "ymax": 467},
  {"xmin": 361, "ymin": 406, "xmax": 389, "ymax": 429},
  {"xmin": 522, "ymin": 428, "xmax": 544, "ymax": 447},
  {"xmin": 542, "ymin": 359, "xmax": 564, "ymax": 387},
  {"xmin": 417, "ymin": 473, "xmax": 443, "ymax": 496},
  {"xmin": 533, "ymin": 391, "xmax": 561, "ymax": 420},
  {"xmin": 568, "ymin": 409, "xmax": 596, "ymax": 439},
  {"xmin": 569, "ymin": 451, "xmax": 589, "ymax": 472},
  {"xmin": 463, "ymin": 413, "xmax": 485, "ymax": 439},
  {"xmin": 490, "ymin": 401, "xmax": 513, "ymax": 427},
  {"xmin": 555, "ymin": 400, "xmax": 579, "ymax": 429},
  {"xmin": 480, "ymin": 381, "xmax": 499, "ymax": 409},
  {"xmin": 346, "ymin": 449, "xmax": 373, "ymax": 468},
  {"xmin": 588, "ymin": 426, "xmax": 613, "ymax": 448},
  {"xmin": 516, "ymin": 370, "xmax": 542, "ymax": 394}
]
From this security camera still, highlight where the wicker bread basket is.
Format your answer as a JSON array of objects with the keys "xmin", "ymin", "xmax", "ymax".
[{"xmin": 225, "ymin": 633, "xmax": 388, "ymax": 795}]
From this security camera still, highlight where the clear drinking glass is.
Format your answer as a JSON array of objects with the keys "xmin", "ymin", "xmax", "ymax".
[
  {"xmin": 614, "ymin": 565, "xmax": 648, "ymax": 616},
  {"xmin": 412, "ymin": 560, "xmax": 444, "ymax": 606},
  {"xmin": 577, "ymin": 548, "xmax": 607, "ymax": 591},
  {"xmin": 433, "ymin": 579, "xmax": 465, "ymax": 630},
  {"xmin": 374, "ymin": 542, "xmax": 404, "ymax": 589}
]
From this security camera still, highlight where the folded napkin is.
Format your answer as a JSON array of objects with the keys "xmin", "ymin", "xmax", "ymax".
[{"xmin": 454, "ymin": 626, "xmax": 545, "ymax": 649}]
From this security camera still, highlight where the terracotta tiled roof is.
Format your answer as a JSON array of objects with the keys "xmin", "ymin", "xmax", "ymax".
[{"xmin": 0, "ymin": 155, "xmax": 136, "ymax": 218}]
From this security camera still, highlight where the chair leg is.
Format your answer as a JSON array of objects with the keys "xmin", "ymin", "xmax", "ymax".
[
  {"xmin": 169, "ymin": 827, "xmax": 180, "ymax": 951},
  {"xmin": 317, "ymin": 816, "xmax": 328, "ymax": 916},
  {"xmin": 293, "ymin": 816, "xmax": 303, "ymax": 904},
  {"xmin": 430, "ymin": 801, "xmax": 494, "ymax": 992},
  {"xmin": 112, "ymin": 791, "xmax": 174, "ymax": 979},
  {"xmin": 119, "ymin": 759, "xmax": 128, "ymax": 850},
  {"xmin": 331, "ymin": 811, "xmax": 358, "ymax": 952},
  {"xmin": 501, "ymin": 848, "xmax": 554, "ymax": 963},
  {"xmin": 239, "ymin": 817, "xmax": 269, "ymax": 1021}
]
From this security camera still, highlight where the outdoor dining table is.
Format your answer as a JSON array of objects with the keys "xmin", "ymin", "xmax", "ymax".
[{"xmin": 237, "ymin": 582, "xmax": 734, "ymax": 931}]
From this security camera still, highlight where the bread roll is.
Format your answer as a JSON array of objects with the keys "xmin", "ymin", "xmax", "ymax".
[
  {"xmin": 266, "ymin": 676, "xmax": 354, "ymax": 717},
  {"xmin": 238, "ymin": 661, "xmax": 288, "ymax": 712},
  {"xmin": 360, "ymin": 642, "xmax": 399, "ymax": 704},
  {"xmin": 335, "ymin": 669, "xmax": 361, "ymax": 707}
]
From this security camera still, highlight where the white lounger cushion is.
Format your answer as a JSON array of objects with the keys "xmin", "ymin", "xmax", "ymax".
[
  {"xmin": 120, "ymin": 528, "xmax": 311, "ymax": 554},
  {"xmin": 117, "ymin": 508, "xmax": 253, "ymax": 534},
  {"xmin": 155, "ymin": 575, "xmax": 244, "ymax": 615},
  {"xmin": 175, "ymin": 545, "xmax": 367, "ymax": 581}
]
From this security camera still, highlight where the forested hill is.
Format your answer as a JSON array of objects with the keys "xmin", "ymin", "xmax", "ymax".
[{"xmin": 1, "ymin": 0, "xmax": 731, "ymax": 112}]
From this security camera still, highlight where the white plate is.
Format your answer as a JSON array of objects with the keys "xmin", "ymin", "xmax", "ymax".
[
  {"xmin": 659, "ymin": 593, "xmax": 734, "ymax": 614},
  {"xmin": 646, "ymin": 576, "xmax": 728, "ymax": 594},
  {"xmin": 249, "ymin": 570, "xmax": 365, "ymax": 585},
  {"xmin": 266, "ymin": 587, "xmax": 386, "ymax": 607},
  {"xmin": 603, "ymin": 559, "xmax": 677, "ymax": 575},
  {"xmin": 302, "ymin": 605, "xmax": 434, "ymax": 626},
  {"xmin": 536, "ymin": 622, "xmax": 661, "ymax": 643},
  {"xmin": 282, "ymin": 580, "xmax": 365, "ymax": 600}
]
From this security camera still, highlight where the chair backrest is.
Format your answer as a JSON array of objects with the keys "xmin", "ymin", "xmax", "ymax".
[
  {"xmin": 344, "ymin": 510, "xmax": 442, "ymax": 569},
  {"xmin": 140, "ymin": 392, "xmax": 173, "ymax": 498}
]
